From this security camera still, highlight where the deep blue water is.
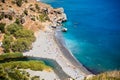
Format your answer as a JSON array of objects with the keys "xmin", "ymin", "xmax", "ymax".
[{"xmin": 40, "ymin": 0, "xmax": 120, "ymax": 73}]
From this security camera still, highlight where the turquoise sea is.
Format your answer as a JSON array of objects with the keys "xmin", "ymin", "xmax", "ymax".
[{"xmin": 39, "ymin": 0, "xmax": 120, "ymax": 73}]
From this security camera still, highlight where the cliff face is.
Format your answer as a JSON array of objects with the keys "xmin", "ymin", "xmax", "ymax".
[{"xmin": 0, "ymin": 0, "xmax": 67, "ymax": 32}]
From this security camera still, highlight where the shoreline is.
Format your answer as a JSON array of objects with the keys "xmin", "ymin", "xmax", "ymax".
[
  {"xmin": 22, "ymin": 1, "xmax": 93, "ymax": 78},
  {"xmin": 23, "ymin": 27, "xmax": 93, "ymax": 80},
  {"xmin": 54, "ymin": 27, "xmax": 91, "ymax": 75}
]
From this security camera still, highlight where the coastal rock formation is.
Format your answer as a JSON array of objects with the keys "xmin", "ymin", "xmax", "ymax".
[{"xmin": 48, "ymin": 7, "xmax": 67, "ymax": 27}]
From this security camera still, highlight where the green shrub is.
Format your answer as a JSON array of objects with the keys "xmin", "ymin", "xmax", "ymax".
[
  {"xmin": 3, "ymin": 23, "xmax": 35, "ymax": 53},
  {"xmin": 0, "ymin": 60, "xmax": 51, "ymax": 80},
  {"xmin": 24, "ymin": 9, "xmax": 28, "ymax": 15},
  {"xmin": 31, "ymin": 17, "xmax": 35, "ymax": 21},
  {"xmin": 39, "ymin": 13, "xmax": 49, "ymax": 22},
  {"xmin": 0, "ymin": 15, "xmax": 3, "ymax": 20},
  {"xmin": 14, "ymin": 29, "xmax": 35, "ymax": 42},
  {"xmin": 15, "ymin": 18, "xmax": 20, "ymax": 24},
  {"xmin": 11, "ymin": 38, "xmax": 31, "ymax": 52},
  {"xmin": 4, "ymin": 14, "xmax": 13, "ymax": 20},
  {"xmin": 0, "ymin": 67, "xmax": 29, "ymax": 80},
  {"xmin": 2, "ymin": 35, "xmax": 13, "ymax": 53},
  {"xmin": 16, "ymin": 0, "xmax": 23, "ymax": 7},
  {"xmin": 12, "ymin": 29, "xmax": 35, "ymax": 52},
  {"xmin": 1, "ymin": 60, "xmax": 51, "ymax": 71},
  {"xmin": 0, "ymin": 52, "xmax": 23, "ymax": 61},
  {"xmin": 0, "ymin": 13, "xmax": 4, "ymax": 20},
  {"xmin": 0, "ymin": 23, "xmax": 6, "ymax": 33},
  {"xmin": 6, "ymin": 23, "xmax": 23, "ymax": 34},
  {"xmin": 8, "ymin": 15, "xmax": 13, "ymax": 20},
  {"xmin": 35, "ymin": 4, "xmax": 40, "ymax": 10}
]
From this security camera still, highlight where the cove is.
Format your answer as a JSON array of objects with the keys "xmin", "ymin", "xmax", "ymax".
[{"xmin": 40, "ymin": 0, "xmax": 120, "ymax": 73}]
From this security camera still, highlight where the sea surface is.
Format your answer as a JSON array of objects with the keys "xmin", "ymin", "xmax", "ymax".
[{"xmin": 39, "ymin": 0, "xmax": 120, "ymax": 73}]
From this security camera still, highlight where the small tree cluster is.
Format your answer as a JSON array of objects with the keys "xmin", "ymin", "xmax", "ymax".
[
  {"xmin": 0, "ymin": 12, "xmax": 13, "ymax": 20},
  {"xmin": 0, "ymin": 66, "xmax": 29, "ymax": 80},
  {"xmin": 12, "ymin": 38, "xmax": 32, "ymax": 52},
  {"xmin": 2, "ymin": 23, "xmax": 35, "ymax": 52},
  {"xmin": 0, "ymin": 23, "xmax": 6, "ymax": 33},
  {"xmin": 2, "ymin": 35, "xmax": 13, "ymax": 52},
  {"xmin": 14, "ymin": 29, "xmax": 35, "ymax": 42},
  {"xmin": 6, "ymin": 23, "xmax": 23, "ymax": 34},
  {"xmin": 5, "ymin": 14, "xmax": 13, "ymax": 20}
]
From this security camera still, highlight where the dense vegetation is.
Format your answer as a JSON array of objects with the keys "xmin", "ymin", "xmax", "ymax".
[
  {"xmin": 1, "ymin": 60, "xmax": 51, "ymax": 71},
  {"xmin": 0, "ymin": 53, "xmax": 51, "ymax": 80},
  {"xmin": 0, "ymin": 23, "xmax": 6, "ymax": 33},
  {"xmin": 85, "ymin": 71, "xmax": 120, "ymax": 80},
  {"xmin": 0, "ymin": 52, "xmax": 22, "ymax": 60},
  {"xmin": 2, "ymin": 23, "xmax": 35, "ymax": 53},
  {"xmin": 0, "ymin": 67, "xmax": 30, "ymax": 80},
  {"xmin": 6, "ymin": 23, "xmax": 23, "ymax": 34}
]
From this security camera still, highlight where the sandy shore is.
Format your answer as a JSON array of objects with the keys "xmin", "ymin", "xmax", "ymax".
[{"xmin": 23, "ymin": 27, "xmax": 92, "ymax": 80}]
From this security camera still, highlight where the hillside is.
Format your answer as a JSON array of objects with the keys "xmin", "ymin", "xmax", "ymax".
[
  {"xmin": 0, "ymin": 0, "xmax": 66, "ymax": 31},
  {"xmin": 85, "ymin": 71, "xmax": 120, "ymax": 80},
  {"xmin": 0, "ymin": 0, "xmax": 66, "ymax": 54}
]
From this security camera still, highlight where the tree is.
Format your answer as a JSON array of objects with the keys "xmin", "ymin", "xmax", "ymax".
[
  {"xmin": 11, "ymin": 38, "xmax": 31, "ymax": 52},
  {"xmin": 6, "ymin": 23, "xmax": 23, "ymax": 34},
  {"xmin": 14, "ymin": 29, "xmax": 35, "ymax": 42},
  {"xmin": 15, "ymin": 18, "xmax": 20, "ymax": 24},
  {"xmin": 0, "ymin": 23, "xmax": 6, "ymax": 33},
  {"xmin": 2, "ymin": 35, "xmax": 13, "ymax": 52}
]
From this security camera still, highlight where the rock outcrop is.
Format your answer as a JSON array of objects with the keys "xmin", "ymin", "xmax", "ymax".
[{"xmin": 48, "ymin": 7, "xmax": 67, "ymax": 27}]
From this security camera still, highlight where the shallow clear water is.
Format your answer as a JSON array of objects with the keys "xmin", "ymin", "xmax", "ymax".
[{"xmin": 40, "ymin": 0, "xmax": 120, "ymax": 73}]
